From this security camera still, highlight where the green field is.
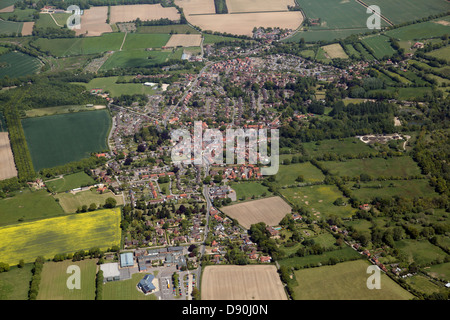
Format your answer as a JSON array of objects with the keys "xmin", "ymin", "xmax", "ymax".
[
  {"xmin": 54, "ymin": 188, "xmax": 124, "ymax": 214},
  {"xmin": 301, "ymin": 137, "xmax": 378, "ymax": 158},
  {"xmin": 22, "ymin": 109, "xmax": 111, "ymax": 171},
  {"xmin": 278, "ymin": 246, "xmax": 361, "ymax": 268},
  {"xmin": 230, "ymin": 182, "xmax": 271, "ymax": 201},
  {"xmin": 426, "ymin": 262, "xmax": 450, "ymax": 282},
  {"xmin": 0, "ymin": 112, "xmax": 7, "ymax": 132},
  {"xmin": 73, "ymin": 76, "xmax": 156, "ymax": 97},
  {"xmin": 385, "ymin": 19, "xmax": 450, "ymax": 41},
  {"xmin": 280, "ymin": 184, "xmax": 355, "ymax": 218},
  {"xmin": 0, "ymin": 189, "xmax": 65, "ymax": 227},
  {"xmin": 0, "ymin": 208, "xmax": 122, "ymax": 265},
  {"xmin": 0, "ymin": 264, "xmax": 33, "ymax": 300},
  {"xmin": 348, "ymin": 179, "xmax": 438, "ymax": 202},
  {"xmin": 0, "ymin": 0, "xmax": 19, "ymax": 10},
  {"xmin": 319, "ymin": 156, "xmax": 423, "ymax": 178},
  {"xmin": 137, "ymin": 24, "xmax": 200, "ymax": 34},
  {"xmin": 395, "ymin": 239, "xmax": 448, "ymax": 266},
  {"xmin": 45, "ymin": 172, "xmax": 96, "ymax": 193},
  {"xmin": 0, "ymin": 51, "xmax": 41, "ymax": 78},
  {"xmin": 0, "ymin": 20, "xmax": 23, "ymax": 36},
  {"xmin": 291, "ymin": 260, "xmax": 414, "ymax": 300},
  {"xmin": 427, "ymin": 45, "xmax": 450, "ymax": 63},
  {"xmin": 103, "ymin": 272, "xmax": 158, "ymax": 300},
  {"xmin": 404, "ymin": 274, "xmax": 444, "ymax": 296},
  {"xmin": 362, "ymin": 35, "xmax": 397, "ymax": 60},
  {"xmin": 0, "ymin": 8, "xmax": 36, "ymax": 22},
  {"xmin": 24, "ymin": 105, "xmax": 106, "ymax": 118},
  {"xmin": 275, "ymin": 162, "xmax": 325, "ymax": 186},
  {"xmin": 365, "ymin": 0, "xmax": 450, "ymax": 25},
  {"xmin": 37, "ymin": 259, "xmax": 97, "ymax": 300},
  {"xmin": 122, "ymin": 33, "xmax": 171, "ymax": 50},
  {"xmin": 99, "ymin": 49, "xmax": 179, "ymax": 71}
]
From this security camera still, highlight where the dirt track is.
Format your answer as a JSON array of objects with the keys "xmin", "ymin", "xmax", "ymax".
[{"xmin": 0, "ymin": 132, "xmax": 18, "ymax": 180}]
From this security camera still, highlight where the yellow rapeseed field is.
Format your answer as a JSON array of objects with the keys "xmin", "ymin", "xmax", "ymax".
[{"xmin": 0, "ymin": 208, "xmax": 121, "ymax": 265}]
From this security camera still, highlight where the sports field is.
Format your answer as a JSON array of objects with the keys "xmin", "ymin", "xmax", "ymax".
[
  {"xmin": 54, "ymin": 188, "xmax": 124, "ymax": 214},
  {"xmin": 45, "ymin": 172, "xmax": 96, "ymax": 193},
  {"xmin": 0, "ymin": 132, "xmax": 17, "ymax": 181},
  {"xmin": 0, "ymin": 207, "xmax": 121, "ymax": 265},
  {"xmin": 220, "ymin": 196, "xmax": 292, "ymax": 229},
  {"xmin": 37, "ymin": 259, "xmax": 97, "ymax": 300},
  {"xmin": 292, "ymin": 260, "xmax": 414, "ymax": 300},
  {"xmin": 0, "ymin": 51, "xmax": 41, "ymax": 78},
  {"xmin": 22, "ymin": 109, "xmax": 111, "ymax": 171},
  {"xmin": 201, "ymin": 265, "xmax": 287, "ymax": 300}
]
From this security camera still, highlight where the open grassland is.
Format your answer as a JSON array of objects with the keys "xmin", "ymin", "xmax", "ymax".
[
  {"xmin": 362, "ymin": 35, "xmax": 397, "ymax": 60},
  {"xmin": 275, "ymin": 162, "xmax": 325, "ymax": 186},
  {"xmin": 230, "ymin": 181, "xmax": 271, "ymax": 201},
  {"xmin": 109, "ymin": 4, "xmax": 180, "ymax": 24},
  {"xmin": 0, "ymin": 189, "xmax": 64, "ymax": 226},
  {"xmin": 24, "ymin": 104, "xmax": 106, "ymax": 118},
  {"xmin": 0, "ymin": 132, "xmax": 17, "ymax": 180},
  {"xmin": 348, "ymin": 179, "xmax": 438, "ymax": 202},
  {"xmin": 321, "ymin": 43, "xmax": 348, "ymax": 59},
  {"xmin": 103, "ymin": 272, "xmax": 158, "ymax": 300},
  {"xmin": 426, "ymin": 262, "xmax": 450, "ymax": 282},
  {"xmin": 0, "ymin": 208, "xmax": 121, "ymax": 265},
  {"xmin": 226, "ymin": 0, "xmax": 296, "ymax": 13},
  {"xmin": 0, "ymin": 264, "xmax": 33, "ymax": 300},
  {"xmin": 386, "ymin": 18, "xmax": 450, "ymax": 41},
  {"xmin": 364, "ymin": 0, "xmax": 450, "ymax": 25},
  {"xmin": 280, "ymin": 185, "xmax": 355, "ymax": 218},
  {"xmin": 395, "ymin": 239, "xmax": 448, "ymax": 266},
  {"xmin": 0, "ymin": 51, "xmax": 41, "ymax": 78},
  {"xmin": 220, "ymin": 196, "xmax": 292, "ymax": 229},
  {"xmin": 22, "ymin": 110, "xmax": 110, "ymax": 171},
  {"xmin": 37, "ymin": 259, "xmax": 97, "ymax": 300},
  {"xmin": 99, "ymin": 49, "xmax": 178, "ymax": 71},
  {"xmin": 122, "ymin": 33, "xmax": 171, "ymax": 50},
  {"xmin": 55, "ymin": 188, "xmax": 124, "ymax": 214},
  {"xmin": 292, "ymin": 260, "xmax": 414, "ymax": 300},
  {"xmin": 201, "ymin": 265, "xmax": 287, "ymax": 300},
  {"xmin": 301, "ymin": 137, "xmax": 378, "ymax": 157},
  {"xmin": 278, "ymin": 246, "xmax": 361, "ymax": 268},
  {"xmin": 404, "ymin": 274, "xmax": 444, "ymax": 296},
  {"xmin": 73, "ymin": 76, "xmax": 156, "ymax": 97},
  {"xmin": 319, "ymin": 156, "xmax": 423, "ymax": 178},
  {"xmin": 76, "ymin": 6, "xmax": 112, "ymax": 37},
  {"xmin": 45, "ymin": 172, "xmax": 96, "ymax": 193},
  {"xmin": 165, "ymin": 34, "xmax": 202, "ymax": 47}
]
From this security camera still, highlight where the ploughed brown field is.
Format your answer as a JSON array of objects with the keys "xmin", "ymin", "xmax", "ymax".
[
  {"xmin": 201, "ymin": 265, "xmax": 288, "ymax": 300},
  {"xmin": 165, "ymin": 34, "xmax": 202, "ymax": 47},
  {"xmin": 220, "ymin": 196, "xmax": 292, "ymax": 229},
  {"xmin": 0, "ymin": 132, "xmax": 17, "ymax": 180},
  {"xmin": 109, "ymin": 4, "xmax": 180, "ymax": 24},
  {"xmin": 75, "ymin": 6, "xmax": 112, "ymax": 37}
]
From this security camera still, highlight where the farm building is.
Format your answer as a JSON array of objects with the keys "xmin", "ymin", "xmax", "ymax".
[
  {"xmin": 100, "ymin": 263, "xmax": 121, "ymax": 282},
  {"xmin": 120, "ymin": 252, "xmax": 134, "ymax": 268},
  {"xmin": 138, "ymin": 274, "xmax": 156, "ymax": 294}
]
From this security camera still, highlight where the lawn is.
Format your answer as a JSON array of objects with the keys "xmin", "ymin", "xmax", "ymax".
[
  {"xmin": 0, "ymin": 264, "xmax": 33, "ymax": 300},
  {"xmin": 37, "ymin": 259, "xmax": 97, "ymax": 300},
  {"xmin": 0, "ymin": 189, "xmax": 65, "ymax": 227},
  {"xmin": 73, "ymin": 76, "xmax": 156, "ymax": 97},
  {"xmin": 275, "ymin": 162, "xmax": 325, "ymax": 186},
  {"xmin": 395, "ymin": 239, "xmax": 448, "ymax": 266},
  {"xmin": 103, "ymin": 272, "xmax": 158, "ymax": 300},
  {"xmin": 280, "ymin": 184, "xmax": 355, "ymax": 218},
  {"xmin": 291, "ymin": 260, "xmax": 414, "ymax": 300},
  {"xmin": 0, "ymin": 51, "xmax": 41, "ymax": 78},
  {"xmin": 319, "ymin": 156, "xmax": 423, "ymax": 178},
  {"xmin": 230, "ymin": 182, "xmax": 271, "ymax": 201},
  {"xmin": 54, "ymin": 188, "xmax": 124, "ymax": 214},
  {"xmin": 22, "ymin": 109, "xmax": 111, "ymax": 171},
  {"xmin": 45, "ymin": 172, "xmax": 96, "ymax": 193},
  {"xmin": 0, "ymin": 208, "xmax": 122, "ymax": 265}
]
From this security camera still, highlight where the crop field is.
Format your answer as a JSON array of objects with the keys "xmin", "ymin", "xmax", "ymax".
[
  {"xmin": 226, "ymin": 0, "xmax": 296, "ymax": 13},
  {"xmin": 385, "ymin": 19, "xmax": 450, "ymax": 41},
  {"xmin": 0, "ymin": 0, "xmax": 18, "ymax": 11},
  {"xmin": 110, "ymin": 4, "xmax": 180, "ymax": 24},
  {"xmin": 319, "ymin": 156, "xmax": 422, "ymax": 178},
  {"xmin": 24, "ymin": 104, "xmax": 106, "ymax": 118},
  {"xmin": 45, "ymin": 172, "xmax": 96, "ymax": 193},
  {"xmin": 20, "ymin": 22, "xmax": 34, "ymax": 36},
  {"xmin": 0, "ymin": 20, "xmax": 23, "ymax": 36},
  {"xmin": 37, "ymin": 259, "xmax": 97, "ymax": 300},
  {"xmin": 347, "ymin": 179, "xmax": 438, "ymax": 202},
  {"xmin": 137, "ymin": 24, "xmax": 200, "ymax": 34},
  {"xmin": 0, "ymin": 189, "xmax": 64, "ymax": 226},
  {"xmin": 0, "ymin": 264, "xmax": 33, "ymax": 300},
  {"xmin": 321, "ymin": 43, "xmax": 348, "ymax": 59},
  {"xmin": 201, "ymin": 265, "xmax": 287, "ymax": 300},
  {"xmin": 165, "ymin": 34, "xmax": 202, "ymax": 47},
  {"xmin": 103, "ymin": 272, "xmax": 158, "ymax": 300},
  {"xmin": 363, "ymin": 0, "xmax": 450, "ymax": 25},
  {"xmin": 230, "ymin": 181, "xmax": 271, "ymax": 201},
  {"xmin": 292, "ymin": 260, "xmax": 414, "ymax": 300},
  {"xmin": 176, "ymin": 0, "xmax": 303, "ymax": 36},
  {"xmin": 427, "ymin": 45, "xmax": 450, "ymax": 63},
  {"xmin": 73, "ymin": 76, "xmax": 156, "ymax": 97},
  {"xmin": 122, "ymin": 33, "xmax": 171, "ymax": 50},
  {"xmin": 0, "ymin": 132, "xmax": 17, "ymax": 181},
  {"xmin": 361, "ymin": 35, "xmax": 397, "ymax": 60},
  {"xmin": 54, "ymin": 188, "xmax": 124, "ymax": 214},
  {"xmin": 275, "ymin": 162, "xmax": 325, "ymax": 186},
  {"xmin": 76, "ymin": 6, "xmax": 112, "ymax": 37},
  {"xmin": 0, "ymin": 51, "xmax": 41, "ymax": 78},
  {"xmin": 0, "ymin": 207, "xmax": 121, "ymax": 265},
  {"xmin": 220, "ymin": 196, "xmax": 292, "ymax": 229},
  {"xmin": 394, "ymin": 239, "xmax": 448, "ymax": 266},
  {"xmin": 22, "ymin": 109, "xmax": 110, "ymax": 171},
  {"xmin": 280, "ymin": 184, "xmax": 355, "ymax": 219}
]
